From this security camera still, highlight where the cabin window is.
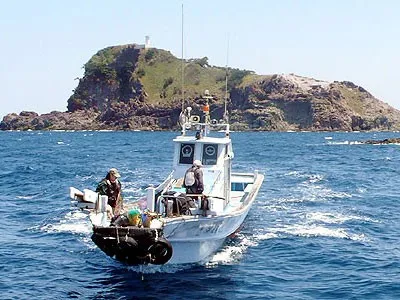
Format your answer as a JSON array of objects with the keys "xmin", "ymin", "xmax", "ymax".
[
  {"xmin": 202, "ymin": 144, "xmax": 218, "ymax": 165},
  {"xmin": 231, "ymin": 182, "xmax": 248, "ymax": 191},
  {"xmin": 179, "ymin": 143, "xmax": 194, "ymax": 164}
]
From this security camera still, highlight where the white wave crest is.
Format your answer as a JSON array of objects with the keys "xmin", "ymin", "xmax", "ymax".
[
  {"xmin": 357, "ymin": 187, "xmax": 367, "ymax": 194},
  {"xmin": 285, "ymin": 171, "xmax": 324, "ymax": 183},
  {"xmin": 204, "ymin": 234, "xmax": 256, "ymax": 266},
  {"xmin": 308, "ymin": 174, "xmax": 324, "ymax": 183},
  {"xmin": 285, "ymin": 171, "xmax": 301, "ymax": 176},
  {"xmin": 263, "ymin": 203, "xmax": 291, "ymax": 211},
  {"xmin": 270, "ymin": 224, "xmax": 367, "ymax": 241},
  {"xmin": 16, "ymin": 195, "xmax": 35, "ymax": 199},
  {"xmin": 305, "ymin": 212, "xmax": 379, "ymax": 224},
  {"xmin": 297, "ymin": 184, "xmax": 352, "ymax": 201},
  {"xmin": 207, "ymin": 245, "xmax": 245, "ymax": 266},
  {"xmin": 275, "ymin": 196, "xmax": 305, "ymax": 203},
  {"xmin": 327, "ymin": 141, "xmax": 350, "ymax": 145},
  {"xmin": 327, "ymin": 141, "xmax": 364, "ymax": 145},
  {"xmin": 254, "ymin": 232, "xmax": 278, "ymax": 241},
  {"xmin": 41, "ymin": 210, "xmax": 92, "ymax": 234},
  {"xmin": 206, "ymin": 231, "xmax": 277, "ymax": 267},
  {"xmin": 274, "ymin": 186, "xmax": 351, "ymax": 204}
]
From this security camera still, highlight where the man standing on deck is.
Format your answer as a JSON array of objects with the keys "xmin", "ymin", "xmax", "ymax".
[
  {"xmin": 183, "ymin": 160, "xmax": 204, "ymax": 195},
  {"xmin": 96, "ymin": 168, "xmax": 123, "ymax": 215},
  {"xmin": 183, "ymin": 160, "xmax": 208, "ymax": 215}
]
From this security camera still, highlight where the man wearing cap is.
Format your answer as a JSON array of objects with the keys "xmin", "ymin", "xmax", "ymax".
[
  {"xmin": 183, "ymin": 160, "xmax": 204, "ymax": 195},
  {"xmin": 96, "ymin": 168, "xmax": 123, "ymax": 215}
]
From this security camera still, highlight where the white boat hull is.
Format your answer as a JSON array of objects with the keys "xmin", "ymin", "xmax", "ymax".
[
  {"xmin": 164, "ymin": 173, "xmax": 263, "ymax": 264},
  {"xmin": 165, "ymin": 213, "xmax": 246, "ymax": 264}
]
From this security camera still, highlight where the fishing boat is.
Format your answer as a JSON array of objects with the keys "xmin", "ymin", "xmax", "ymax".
[{"xmin": 69, "ymin": 90, "xmax": 264, "ymax": 265}]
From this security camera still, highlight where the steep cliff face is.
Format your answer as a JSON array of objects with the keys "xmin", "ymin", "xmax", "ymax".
[
  {"xmin": 2, "ymin": 45, "xmax": 400, "ymax": 131},
  {"xmin": 66, "ymin": 45, "xmax": 161, "ymax": 129},
  {"xmin": 68, "ymin": 45, "xmax": 145, "ymax": 111},
  {"xmin": 229, "ymin": 74, "xmax": 400, "ymax": 131}
]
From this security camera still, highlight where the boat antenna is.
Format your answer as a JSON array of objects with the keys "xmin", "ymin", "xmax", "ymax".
[
  {"xmin": 178, "ymin": 3, "xmax": 188, "ymax": 136},
  {"xmin": 181, "ymin": 3, "xmax": 185, "ymax": 112},
  {"xmin": 224, "ymin": 34, "xmax": 230, "ymax": 124}
]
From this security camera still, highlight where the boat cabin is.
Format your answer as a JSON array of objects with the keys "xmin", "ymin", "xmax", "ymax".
[
  {"xmin": 146, "ymin": 126, "xmax": 235, "ymax": 215},
  {"xmin": 171, "ymin": 131, "xmax": 233, "ymax": 210}
]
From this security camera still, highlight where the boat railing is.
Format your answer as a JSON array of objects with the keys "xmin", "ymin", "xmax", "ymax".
[
  {"xmin": 154, "ymin": 192, "xmax": 227, "ymax": 217},
  {"xmin": 155, "ymin": 193, "xmax": 194, "ymax": 217},
  {"xmin": 146, "ymin": 171, "xmax": 174, "ymax": 211},
  {"xmin": 181, "ymin": 120, "xmax": 230, "ymax": 137},
  {"xmin": 155, "ymin": 194, "xmax": 170, "ymax": 216},
  {"xmin": 212, "ymin": 170, "xmax": 223, "ymax": 189},
  {"xmin": 188, "ymin": 194, "xmax": 227, "ymax": 215},
  {"xmin": 185, "ymin": 121, "xmax": 229, "ymax": 129},
  {"xmin": 231, "ymin": 172, "xmax": 257, "ymax": 177}
]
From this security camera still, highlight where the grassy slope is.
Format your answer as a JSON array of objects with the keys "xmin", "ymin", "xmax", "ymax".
[
  {"xmin": 239, "ymin": 74, "xmax": 273, "ymax": 87},
  {"xmin": 335, "ymin": 86, "xmax": 365, "ymax": 115},
  {"xmin": 136, "ymin": 49, "xmax": 229, "ymax": 104}
]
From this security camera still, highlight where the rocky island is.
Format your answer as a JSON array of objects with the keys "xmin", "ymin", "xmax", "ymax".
[{"xmin": 2, "ymin": 43, "xmax": 400, "ymax": 131}]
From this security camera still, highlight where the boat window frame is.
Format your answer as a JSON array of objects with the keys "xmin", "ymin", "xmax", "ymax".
[
  {"xmin": 202, "ymin": 143, "xmax": 218, "ymax": 165},
  {"xmin": 179, "ymin": 143, "xmax": 195, "ymax": 165}
]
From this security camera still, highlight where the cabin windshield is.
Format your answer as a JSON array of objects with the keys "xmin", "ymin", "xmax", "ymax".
[{"xmin": 176, "ymin": 140, "xmax": 223, "ymax": 167}]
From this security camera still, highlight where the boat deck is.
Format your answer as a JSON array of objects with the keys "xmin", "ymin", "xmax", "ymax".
[{"xmin": 161, "ymin": 172, "xmax": 260, "ymax": 217}]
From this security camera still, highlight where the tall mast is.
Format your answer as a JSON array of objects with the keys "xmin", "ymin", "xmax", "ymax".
[
  {"xmin": 181, "ymin": 3, "xmax": 184, "ymax": 112},
  {"xmin": 224, "ymin": 35, "xmax": 230, "ymax": 123}
]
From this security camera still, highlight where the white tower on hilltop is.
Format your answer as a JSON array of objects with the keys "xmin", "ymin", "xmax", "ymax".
[{"xmin": 145, "ymin": 36, "xmax": 150, "ymax": 48}]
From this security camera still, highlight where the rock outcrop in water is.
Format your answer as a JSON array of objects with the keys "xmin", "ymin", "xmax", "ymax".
[
  {"xmin": 363, "ymin": 138, "xmax": 400, "ymax": 144},
  {"xmin": 2, "ymin": 44, "xmax": 400, "ymax": 131}
]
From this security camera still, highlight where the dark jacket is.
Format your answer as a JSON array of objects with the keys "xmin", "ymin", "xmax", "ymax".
[
  {"xmin": 183, "ymin": 166, "xmax": 204, "ymax": 194},
  {"xmin": 96, "ymin": 178, "xmax": 121, "ymax": 208}
]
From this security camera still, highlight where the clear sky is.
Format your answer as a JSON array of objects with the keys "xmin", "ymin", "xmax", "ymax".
[{"xmin": 1, "ymin": 0, "xmax": 400, "ymax": 119}]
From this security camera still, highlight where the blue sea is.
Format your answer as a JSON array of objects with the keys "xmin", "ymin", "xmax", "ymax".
[{"xmin": 1, "ymin": 130, "xmax": 400, "ymax": 299}]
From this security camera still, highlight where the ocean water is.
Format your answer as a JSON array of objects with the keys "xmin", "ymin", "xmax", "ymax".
[{"xmin": 1, "ymin": 130, "xmax": 400, "ymax": 299}]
